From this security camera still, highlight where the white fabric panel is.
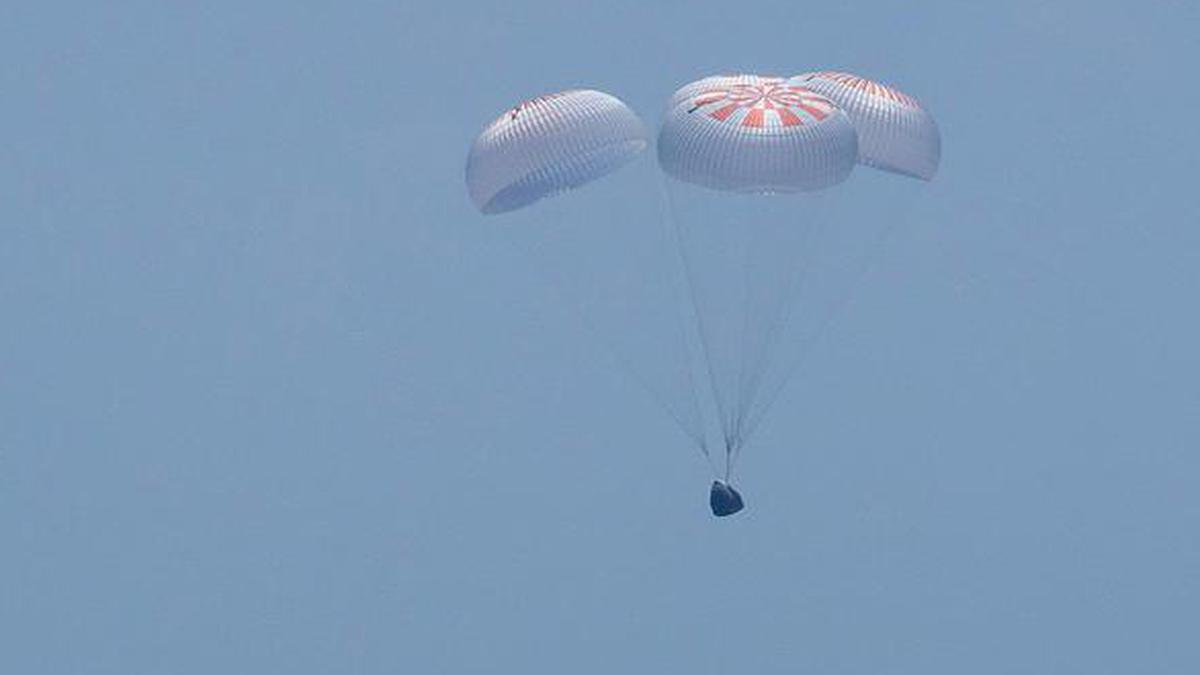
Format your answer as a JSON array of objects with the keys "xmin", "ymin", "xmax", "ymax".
[
  {"xmin": 466, "ymin": 89, "xmax": 648, "ymax": 214},
  {"xmin": 792, "ymin": 71, "xmax": 940, "ymax": 181},
  {"xmin": 657, "ymin": 74, "xmax": 858, "ymax": 194}
]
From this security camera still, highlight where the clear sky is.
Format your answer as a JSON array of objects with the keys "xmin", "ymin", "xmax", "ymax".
[{"xmin": 3, "ymin": 1, "xmax": 1198, "ymax": 673}]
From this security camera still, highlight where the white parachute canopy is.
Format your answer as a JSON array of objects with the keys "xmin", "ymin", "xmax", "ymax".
[
  {"xmin": 465, "ymin": 89, "xmax": 649, "ymax": 214},
  {"xmin": 792, "ymin": 70, "xmax": 941, "ymax": 181},
  {"xmin": 658, "ymin": 74, "xmax": 858, "ymax": 193}
]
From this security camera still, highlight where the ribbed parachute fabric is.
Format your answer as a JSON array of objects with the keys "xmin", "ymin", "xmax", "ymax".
[
  {"xmin": 466, "ymin": 89, "xmax": 650, "ymax": 214},
  {"xmin": 658, "ymin": 74, "xmax": 858, "ymax": 194},
  {"xmin": 793, "ymin": 71, "xmax": 941, "ymax": 181}
]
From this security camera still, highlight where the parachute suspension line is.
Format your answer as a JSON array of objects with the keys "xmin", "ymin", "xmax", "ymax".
[
  {"xmin": 652, "ymin": 177, "xmax": 721, "ymax": 477},
  {"xmin": 737, "ymin": 216, "xmax": 824, "ymax": 434},
  {"xmin": 728, "ymin": 219, "xmax": 768, "ymax": 452},
  {"xmin": 729, "ymin": 216, "xmax": 826, "ymax": 455},
  {"xmin": 730, "ymin": 216, "xmax": 753, "ymax": 454},
  {"xmin": 729, "ymin": 214, "xmax": 825, "ymax": 468},
  {"xmin": 497, "ymin": 233, "xmax": 711, "ymax": 465},
  {"xmin": 724, "ymin": 438, "xmax": 733, "ymax": 482},
  {"xmin": 733, "ymin": 214, "xmax": 905, "ymax": 458},
  {"xmin": 661, "ymin": 178, "xmax": 735, "ymax": 454}
]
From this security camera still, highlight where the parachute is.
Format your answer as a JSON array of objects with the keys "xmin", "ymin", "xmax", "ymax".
[
  {"xmin": 793, "ymin": 71, "xmax": 941, "ymax": 180},
  {"xmin": 658, "ymin": 74, "xmax": 858, "ymax": 193},
  {"xmin": 465, "ymin": 74, "xmax": 940, "ymax": 518},
  {"xmin": 465, "ymin": 89, "xmax": 649, "ymax": 214}
]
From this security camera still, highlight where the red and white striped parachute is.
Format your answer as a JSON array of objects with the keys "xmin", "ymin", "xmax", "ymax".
[{"xmin": 657, "ymin": 74, "xmax": 858, "ymax": 193}]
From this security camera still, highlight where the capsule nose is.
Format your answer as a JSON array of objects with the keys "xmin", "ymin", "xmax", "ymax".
[{"xmin": 710, "ymin": 481, "xmax": 745, "ymax": 517}]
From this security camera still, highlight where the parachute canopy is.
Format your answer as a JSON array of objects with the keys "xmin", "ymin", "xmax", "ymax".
[
  {"xmin": 793, "ymin": 71, "xmax": 941, "ymax": 180},
  {"xmin": 465, "ymin": 89, "xmax": 648, "ymax": 214},
  {"xmin": 657, "ymin": 74, "xmax": 858, "ymax": 194}
]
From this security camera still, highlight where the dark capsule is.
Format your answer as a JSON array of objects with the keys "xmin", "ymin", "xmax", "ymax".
[{"xmin": 710, "ymin": 481, "xmax": 745, "ymax": 517}]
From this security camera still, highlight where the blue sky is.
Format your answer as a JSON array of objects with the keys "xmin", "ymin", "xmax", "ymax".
[{"xmin": 3, "ymin": 1, "xmax": 1198, "ymax": 673}]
